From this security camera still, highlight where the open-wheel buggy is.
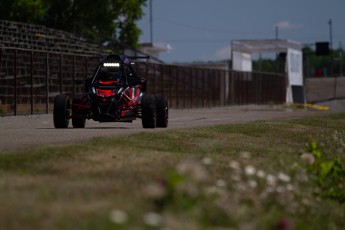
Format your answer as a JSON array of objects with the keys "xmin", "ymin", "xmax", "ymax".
[{"xmin": 53, "ymin": 54, "xmax": 168, "ymax": 129}]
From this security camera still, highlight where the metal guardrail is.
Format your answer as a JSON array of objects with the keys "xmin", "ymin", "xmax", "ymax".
[{"xmin": 0, "ymin": 47, "xmax": 286, "ymax": 115}]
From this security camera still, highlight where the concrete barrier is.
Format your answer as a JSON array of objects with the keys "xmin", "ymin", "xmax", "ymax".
[{"xmin": 305, "ymin": 77, "xmax": 345, "ymax": 103}]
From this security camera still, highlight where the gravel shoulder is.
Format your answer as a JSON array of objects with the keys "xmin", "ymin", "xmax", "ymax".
[{"xmin": 1, "ymin": 100, "xmax": 344, "ymax": 151}]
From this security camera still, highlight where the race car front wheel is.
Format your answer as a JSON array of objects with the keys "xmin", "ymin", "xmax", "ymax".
[
  {"xmin": 53, "ymin": 94, "xmax": 71, "ymax": 128},
  {"xmin": 141, "ymin": 95, "xmax": 156, "ymax": 129},
  {"xmin": 156, "ymin": 95, "xmax": 168, "ymax": 128}
]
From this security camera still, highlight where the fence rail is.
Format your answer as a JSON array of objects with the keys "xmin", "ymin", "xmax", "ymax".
[{"xmin": 0, "ymin": 47, "xmax": 286, "ymax": 115}]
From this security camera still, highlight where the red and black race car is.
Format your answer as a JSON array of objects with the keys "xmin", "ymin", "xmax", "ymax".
[{"xmin": 53, "ymin": 54, "xmax": 168, "ymax": 129}]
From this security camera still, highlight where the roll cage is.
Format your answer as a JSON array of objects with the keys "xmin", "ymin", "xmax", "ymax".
[{"xmin": 91, "ymin": 54, "xmax": 140, "ymax": 86}]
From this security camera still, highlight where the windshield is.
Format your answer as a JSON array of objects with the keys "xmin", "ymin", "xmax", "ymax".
[{"xmin": 96, "ymin": 67, "xmax": 123, "ymax": 82}]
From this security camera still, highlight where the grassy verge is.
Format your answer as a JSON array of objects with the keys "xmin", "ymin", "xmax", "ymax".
[{"xmin": 1, "ymin": 114, "xmax": 345, "ymax": 229}]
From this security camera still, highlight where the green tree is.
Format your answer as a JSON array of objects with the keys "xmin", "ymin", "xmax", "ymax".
[
  {"xmin": 303, "ymin": 47, "xmax": 345, "ymax": 77},
  {"xmin": 252, "ymin": 59, "xmax": 278, "ymax": 73},
  {"xmin": 0, "ymin": 0, "xmax": 147, "ymax": 47},
  {"xmin": 111, "ymin": 0, "xmax": 147, "ymax": 48},
  {"xmin": 0, "ymin": 0, "xmax": 46, "ymax": 24},
  {"xmin": 43, "ymin": 0, "xmax": 114, "ymax": 43}
]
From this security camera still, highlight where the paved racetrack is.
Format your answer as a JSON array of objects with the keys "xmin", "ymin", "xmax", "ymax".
[{"xmin": 1, "ymin": 100, "xmax": 344, "ymax": 151}]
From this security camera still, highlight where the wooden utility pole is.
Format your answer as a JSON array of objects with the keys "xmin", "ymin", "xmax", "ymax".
[{"xmin": 150, "ymin": 0, "xmax": 153, "ymax": 44}]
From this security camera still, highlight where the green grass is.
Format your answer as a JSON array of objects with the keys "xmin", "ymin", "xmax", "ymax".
[{"xmin": 1, "ymin": 113, "xmax": 345, "ymax": 229}]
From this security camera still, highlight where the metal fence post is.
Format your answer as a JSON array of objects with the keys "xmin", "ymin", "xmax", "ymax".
[
  {"xmin": 0, "ymin": 47, "xmax": 2, "ymax": 74},
  {"xmin": 161, "ymin": 64, "xmax": 164, "ymax": 96},
  {"xmin": 14, "ymin": 49, "xmax": 17, "ymax": 116},
  {"xmin": 196, "ymin": 69, "xmax": 199, "ymax": 107},
  {"xmin": 226, "ymin": 70, "xmax": 230, "ymax": 106},
  {"xmin": 176, "ymin": 66, "xmax": 179, "ymax": 108},
  {"xmin": 0, "ymin": 47, "xmax": 2, "ymax": 110},
  {"xmin": 209, "ymin": 69, "xmax": 213, "ymax": 107},
  {"xmin": 202, "ymin": 69, "xmax": 206, "ymax": 108},
  {"xmin": 153, "ymin": 64, "xmax": 157, "ymax": 95},
  {"xmin": 183, "ymin": 68, "xmax": 186, "ymax": 108},
  {"xmin": 59, "ymin": 54, "xmax": 63, "ymax": 94},
  {"xmin": 168, "ymin": 65, "xmax": 172, "ymax": 107},
  {"xmin": 73, "ymin": 55, "xmax": 76, "ymax": 96},
  {"xmin": 232, "ymin": 71, "xmax": 237, "ymax": 105},
  {"xmin": 85, "ymin": 56, "xmax": 88, "ymax": 79},
  {"xmin": 46, "ymin": 52, "xmax": 49, "ymax": 114},
  {"xmin": 213, "ymin": 69, "xmax": 215, "ymax": 107},
  {"xmin": 0, "ymin": 48, "xmax": 3, "ymax": 109},
  {"xmin": 190, "ymin": 68, "xmax": 193, "ymax": 108},
  {"xmin": 30, "ymin": 51, "xmax": 34, "ymax": 114},
  {"xmin": 144, "ymin": 62, "xmax": 149, "ymax": 94}
]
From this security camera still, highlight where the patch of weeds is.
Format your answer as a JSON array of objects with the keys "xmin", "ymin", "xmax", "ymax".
[
  {"xmin": 304, "ymin": 140, "xmax": 345, "ymax": 203},
  {"xmin": 109, "ymin": 156, "xmax": 316, "ymax": 229},
  {"xmin": 107, "ymin": 127, "xmax": 345, "ymax": 229}
]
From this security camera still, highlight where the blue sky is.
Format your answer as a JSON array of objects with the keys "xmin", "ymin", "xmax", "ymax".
[{"xmin": 137, "ymin": 0, "xmax": 345, "ymax": 63}]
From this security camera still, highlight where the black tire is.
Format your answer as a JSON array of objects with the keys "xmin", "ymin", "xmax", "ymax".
[
  {"xmin": 156, "ymin": 95, "xmax": 168, "ymax": 128},
  {"xmin": 72, "ymin": 96, "xmax": 86, "ymax": 128},
  {"xmin": 141, "ymin": 95, "xmax": 156, "ymax": 129},
  {"xmin": 53, "ymin": 94, "xmax": 70, "ymax": 128}
]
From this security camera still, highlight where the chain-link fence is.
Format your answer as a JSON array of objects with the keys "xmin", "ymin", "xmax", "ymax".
[
  {"xmin": 137, "ymin": 62, "xmax": 286, "ymax": 108},
  {"xmin": 0, "ymin": 48, "xmax": 286, "ymax": 115}
]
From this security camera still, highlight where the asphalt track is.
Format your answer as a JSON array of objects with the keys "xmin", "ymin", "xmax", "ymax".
[{"xmin": 1, "ymin": 100, "xmax": 344, "ymax": 151}]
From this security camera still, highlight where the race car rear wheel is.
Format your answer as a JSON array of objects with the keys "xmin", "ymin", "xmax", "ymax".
[
  {"xmin": 156, "ymin": 95, "xmax": 168, "ymax": 128},
  {"xmin": 141, "ymin": 95, "xmax": 156, "ymax": 129},
  {"xmin": 72, "ymin": 96, "xmax": 86, "ymax": 128},
  {"xmin": 53, "ymin": 94, "xmax": 71, "ymax": 128}
]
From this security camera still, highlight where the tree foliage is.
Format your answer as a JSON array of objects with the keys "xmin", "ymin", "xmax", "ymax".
[
  {"xmin": 0, "ymin": 0, "xmax": 147, "ymax": 47},
  {"xmin": 251, "ymin": 48, "xmax": 345, "ymax": 77}
]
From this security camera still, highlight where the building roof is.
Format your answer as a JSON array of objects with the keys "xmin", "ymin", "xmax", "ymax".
[
  {"xmin": 139, "ymin": 42, "xmax": 171, "ymax": 59},
  {"xmin": 232, "ymin": 39, "xmax": 302, "ymax": 54}
]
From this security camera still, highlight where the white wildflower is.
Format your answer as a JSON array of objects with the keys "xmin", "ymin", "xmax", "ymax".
[
  {"xmin": 176, "ymin": 160, "xmax": 208, "ymax": 182},
  {"xmin": 276, "ymin": 186, "xmax": 285, "ymax": 193},
  {"xmin": 277, "ymin": 172, "xmax": 291, "ymax": 183},
  {"xmin": 265, "ymin": 187, "xmax": 275, "ymax": 194},
  {"xmin": 248, "ymin": 180, "xmax": 258, "ymax": 188},
  {"xmin": 231, "ymin": 175, "xmax": 241, "ymax": 182},
  {"xmin": 216, "ymin": 179, "xmax": 226, "ymax": 188},
  {"xmin": 286, "ymin": 184, "xmax": 294, "ymax": 191},
  {"xmin": 229, "ymin": 161, "xmax": 241, "ymax": 171},
  {"xmin": 300, "ymin": 153, "xmax": 315, "ymax": 165},
  {"xmin": 202, "ymin": 157, "xmax": 213, "ymax": 165},
  {"xmin": 256, "ymin": 170, "xmax": 266, "ymax": 178},
  {"xmin": 302, "ymin": 198, "xmax": 310, "ymax": 206},
  {"xmin": 143, "ymin": 212, "xmax": 163, "ymax": 227},
  {"xmin": 266, "ymin": 174, "xmax": 276, "ymax": 186},
  {"xmin": 296, "ymin": 172, "xmax": 309, "ymax": 182},
  {"xmin": 237, "ymin": 182, "xmax": 247, "ymax": 192},
  {"xmin": 205, "ymin": 186, "xmax": 218, "ymax": 195},
  {"xmin": 244, "ymin": 165, "xmax": 256, "ymax": 176},
  {"xmin": 240, "ymin": 151, "xmax": 251, "ymax": 159},
  {"xmin": 109, "ymin": 209, "xmax": 128, "ymax": 224},
  {"xmin": 145, "ymin": 182, "xmax": 166, "ymax": 199}
]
